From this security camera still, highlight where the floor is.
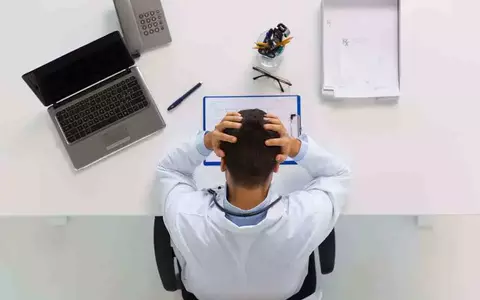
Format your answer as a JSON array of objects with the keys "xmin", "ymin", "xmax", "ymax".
[{"xmin": 1, "ymin": 216, "xmax": 479, "ymax": 300}]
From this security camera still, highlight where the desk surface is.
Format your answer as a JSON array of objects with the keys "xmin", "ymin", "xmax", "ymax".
[{"xmin": 1, "ymin": 0, "xmax": 479, "ymax": 215}]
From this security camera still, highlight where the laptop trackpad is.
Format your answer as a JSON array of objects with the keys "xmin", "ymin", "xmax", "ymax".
[{"xmin": 102, "ymin": 127, "xmax": 131, "ymax": 150}]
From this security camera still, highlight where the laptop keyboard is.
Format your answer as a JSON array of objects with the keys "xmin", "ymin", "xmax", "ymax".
[{"xmin": 55, "ymin": 77, "xmax": 149, "ymax": 144}]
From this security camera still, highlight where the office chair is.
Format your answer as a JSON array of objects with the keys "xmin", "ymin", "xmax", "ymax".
[{"xmin": 154, "ymin": 216, "xmax": 336, "ymax": 300}]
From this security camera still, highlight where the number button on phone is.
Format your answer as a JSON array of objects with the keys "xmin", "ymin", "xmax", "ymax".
[{"xmin": 144, "ymin": 31, "xmax": 149, "ymax": 36}]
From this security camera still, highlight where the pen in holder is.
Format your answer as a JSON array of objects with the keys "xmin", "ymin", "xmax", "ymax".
[
  {"xmin": 254, "ymin": 23, "xmax": 292, "ymax": 69},
  {"xmin": 256, "ymin": 31, "xmax": 283, "ymax": 68}
]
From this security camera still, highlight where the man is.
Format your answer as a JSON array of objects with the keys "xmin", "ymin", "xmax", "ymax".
[{"xmin": 157, "ymin": 109, "xmax": 350, "ymax": 300}]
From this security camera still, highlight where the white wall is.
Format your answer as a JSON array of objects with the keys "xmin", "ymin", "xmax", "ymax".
[{"xmin": 1, "ymin": 216, "xmax": 479, "ymax": 300}]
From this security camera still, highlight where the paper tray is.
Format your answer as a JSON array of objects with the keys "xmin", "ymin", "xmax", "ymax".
[{"xmin": 321, "ymin": 0, "xmax": 400, "ymax": 100}]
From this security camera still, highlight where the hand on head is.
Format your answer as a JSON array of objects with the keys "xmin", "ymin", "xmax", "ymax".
[
  {"xmin": 263, "ymin": 113, "xmax": 300, "ymax": 163},
  {"xmin": 205, "ymin": 112, "xmax": 299, "ymax": 162},
  {"xmin": 204, "ymin": 112, "xmax": 243, "ymax": 157}
]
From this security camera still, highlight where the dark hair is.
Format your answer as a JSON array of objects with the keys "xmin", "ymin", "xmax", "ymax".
[{"xmin": 220, "ymin": 109, "xmax": 281, "ymax": 187}]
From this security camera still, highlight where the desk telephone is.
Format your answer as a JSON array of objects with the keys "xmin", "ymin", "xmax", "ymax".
[{"xmin": 113, "ymin": 0, "xmax": 172, "ymax": 57}]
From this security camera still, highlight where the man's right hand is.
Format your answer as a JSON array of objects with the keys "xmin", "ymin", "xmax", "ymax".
[
  {"xmin": 204, "ymin": 112, "xmax": 243, "ymax": 158},
  {"xmin": 264, "ymin": 114, "xmax": 301, "ymax": 163}
]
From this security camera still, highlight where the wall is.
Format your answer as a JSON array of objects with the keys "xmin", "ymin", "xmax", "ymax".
[{"xmin": 0, "ymin": 216, "xmax": 479, "ymax": 300}]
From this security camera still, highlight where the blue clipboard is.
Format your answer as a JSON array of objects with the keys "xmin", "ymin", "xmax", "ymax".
[{"xmin": 203, "ymin": 95, "xmax": 301, "ymax": 166}]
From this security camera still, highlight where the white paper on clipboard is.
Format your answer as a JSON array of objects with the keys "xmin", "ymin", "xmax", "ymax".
[{"xmin": 203, "ymin": 95, "xmax": 301, "ymax": 165}]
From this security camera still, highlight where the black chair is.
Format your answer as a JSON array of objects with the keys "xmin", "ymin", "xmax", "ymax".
[{"xmin": 154, "ymin": 216, "xmax": 336, "ymax": 300}]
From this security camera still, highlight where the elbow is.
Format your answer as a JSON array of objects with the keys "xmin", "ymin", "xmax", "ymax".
[
  {"xmin": 340, "ymin": 164, "xmax": 352, "ymax": 179},
  {"xmin": 157, "ymin": 154, "xmax": 175, "ymax": 174},
  {"xmin": 329, "ymin": 166, "xmax": 352, "ymax": 213},
  {"xmin": 156, "ymin": 163, "xmax": 167, "ymax": 173},
  {"xmin": 156, "ymin": 164, "xmax": 177, "ymax": 182},
  {"xmin": 330, "ymin": 161, "xmax": 351, "ymax": 181},
  {"xmin": 156, "ymin": 159, "xmax": 176, "ymax": 183}
]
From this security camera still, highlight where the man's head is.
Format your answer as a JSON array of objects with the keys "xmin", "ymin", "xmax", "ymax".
[{"xmin": 220, "ymin": 109, "xmax": 281, "ymax": 188}]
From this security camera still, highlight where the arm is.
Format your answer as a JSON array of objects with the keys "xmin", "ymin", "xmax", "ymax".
[
  {"xmin": 157, "ymin": 113, "xmax": 242, "ymax": 217},
  {"xmin": 156, "ymin": 131, "xmax": 211, "ymax": 214},
  {"xmin": 289, "ymin": 134, "xmax": 351, "ymax": 253},
  {"xmin": 263, "ymin": 115, "xmax": 350, "ymax": 254},
  {"xmin": 291, "ymin": 134, "xmax": 351, "ymax": 221}
]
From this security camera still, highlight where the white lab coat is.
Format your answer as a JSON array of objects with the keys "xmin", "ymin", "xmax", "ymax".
[{"xmin": 157, "ymin": 132, "xmax": 350, "ymax": 300}]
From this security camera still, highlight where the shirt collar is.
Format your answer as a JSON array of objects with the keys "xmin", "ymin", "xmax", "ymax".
[
  {"xmin": 222, "ymin": 184, "xmax": 276, "ymax": 214},
  {"xmin": 209, "ymin": 185, "xmax": 286, "ymax": 232}
]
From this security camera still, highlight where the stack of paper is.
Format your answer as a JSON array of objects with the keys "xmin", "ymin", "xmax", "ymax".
[{"xmin": 322, "ymin": 0, "xmax": 400, "ymax": 99}]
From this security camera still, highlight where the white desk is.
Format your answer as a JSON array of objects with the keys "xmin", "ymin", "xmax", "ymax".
[{"xmin": 1, "ymin": 0, "xmax": 479, "ymax": 215}]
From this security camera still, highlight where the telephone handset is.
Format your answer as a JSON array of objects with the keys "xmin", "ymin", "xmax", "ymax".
[{"xmin": 113, "ymin": 0, "xmax": 172, "ymax": 57}]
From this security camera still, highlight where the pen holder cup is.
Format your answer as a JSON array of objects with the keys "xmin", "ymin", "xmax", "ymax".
[{"xmin": 256, "ymin": 31, "xmax": 284, "ymax": 69}]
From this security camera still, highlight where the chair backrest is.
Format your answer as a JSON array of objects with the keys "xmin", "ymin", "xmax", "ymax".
[
  {"xmin": 153, "ymin": 217, "xmax": 336, "ymax": 296},
  {"xmin": 318, "ymin": 229, "xmax": 336, "ymax": 274},
  {"xmin": 153, "ymin": 217, "xmax": 179, "ymax": 291}
]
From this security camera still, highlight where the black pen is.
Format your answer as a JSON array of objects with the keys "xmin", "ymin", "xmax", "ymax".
[{"xmin": 167, "ymin": 82, "xmax": 203, "ymax": 111}]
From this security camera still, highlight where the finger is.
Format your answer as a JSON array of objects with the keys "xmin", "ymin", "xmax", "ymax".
[
  {"xmin": 264, "ymin": 117, "xmax": 282, "ymax": 124},
  {"xmin": 214, "ymin": 148, "xmax": 225, "ymax": 158},
  {"xmin": 213, "ymin": 130, "xmax": 237, "ymax": 143},
  {"xmin": 216, "ymin": 121, "xmax": 242, "ymax": 131},
  {"xmin": 265, "ymin": 137, "xmax": 289, "ymax": 147},
  {"xmin": 226, "ymin": 112, "xmax": 241, "ymax": 117},
  {"xmin": 222, "ymin": 115, "xmax": 243, "ymax": 122},
  {"xmin": 276, "ymin": 154, "xmax": 288, "ymax": 163},
  {"xmin": 264, "ymin": 124, "xmax": 286, "ymax": 134},
  {"xmin": 265, "ymin": 113, "xmax": 279, "ymax": 119}
]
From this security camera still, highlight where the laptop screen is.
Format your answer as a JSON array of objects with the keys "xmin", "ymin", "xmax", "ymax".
[{"xmin": 22, "ymin": 31, "xmax": 134, "ymax": 106}]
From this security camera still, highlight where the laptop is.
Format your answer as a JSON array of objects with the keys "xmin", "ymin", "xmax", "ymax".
[{"xmin": 22, "ymin": 31, "xmax": 166, "ymax": 170}]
